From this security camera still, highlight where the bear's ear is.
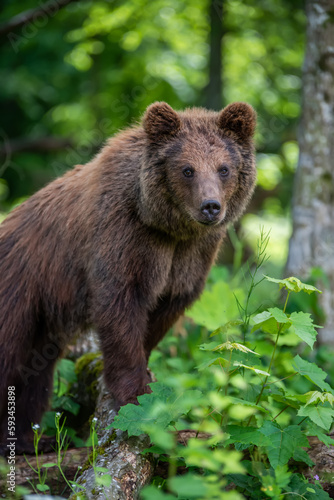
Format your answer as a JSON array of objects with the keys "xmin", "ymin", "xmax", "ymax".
[
  {"xmin": 143, "ymin": 102, "xmax": 181, "ymax": 140},
  {"xmin": 218, "ymin": 102, "xmax": 256, "ymax": 141}
]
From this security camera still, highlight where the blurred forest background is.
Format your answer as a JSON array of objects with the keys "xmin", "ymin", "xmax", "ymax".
[{"xmin": 0, "ymin": 0, "xmax": 305, "ymax": 267}]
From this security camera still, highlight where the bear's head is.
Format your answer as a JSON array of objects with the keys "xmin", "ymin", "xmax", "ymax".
[{"xmin": 140, "ymin": 101, "xmax": 256, "ymax": 238}]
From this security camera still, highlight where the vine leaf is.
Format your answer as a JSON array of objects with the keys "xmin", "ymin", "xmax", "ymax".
[
  {"xmin": 289, "ymin": 312, "xmax": 318, "ymax": 349},
  {"xmin": 298, "ymin": 405, "xmax": 334, "ymax": 431},
  {"xmin": 260, "ymin": 421, "xmax": 309, "ymax": 468},
  {"xmin": 293, "ymin": 356, "xmax": 334, "ymax": 393},
  {"xmin": 264, "ymin": 276, "xmax": 322, "ymax": 294}
]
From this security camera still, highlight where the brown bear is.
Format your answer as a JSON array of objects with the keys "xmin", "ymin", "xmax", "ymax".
[{"xmin": 0, "ymin": 101, "xmax": 256, "ymax": 453}]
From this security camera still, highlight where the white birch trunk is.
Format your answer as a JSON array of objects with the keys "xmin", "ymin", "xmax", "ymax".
[{"xmin": 286, "ymin": 0, "xmax": 334, "ymax": 343}]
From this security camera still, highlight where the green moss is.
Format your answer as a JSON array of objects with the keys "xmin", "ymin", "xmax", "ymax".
[
  {"xmin": 74, "ymin": 351, "xmax": 104, "ymax": 403},
  {"xmin": 75, "ymin": 351, "xmax": 103, "ymax": 377}
]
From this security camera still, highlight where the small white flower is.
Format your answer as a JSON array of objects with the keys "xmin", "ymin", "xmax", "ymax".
[
  {"xmin": 78, "ymin": 466, "xmax": 82, "ymax": 470},
  {"xmin": 56, "ymin": 412, "xmax": 61, "ymax": 417},
  {"xmin": 32, "ymin": 424, "xmax": 40, "ymax": 430},
  {"xmin": 92, "ymin": 417, "xmax": 98, "ymax": 423}
]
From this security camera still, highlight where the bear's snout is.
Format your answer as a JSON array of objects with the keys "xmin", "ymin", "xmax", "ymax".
[{"xmin": 200, "ymin": 199, "xmax": 221, "ymax": 222}]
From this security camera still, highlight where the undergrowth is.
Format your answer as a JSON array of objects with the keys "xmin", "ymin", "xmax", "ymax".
[{"xmin": 112, "ymin": 229, "xmax": 334, "ymax": 500}]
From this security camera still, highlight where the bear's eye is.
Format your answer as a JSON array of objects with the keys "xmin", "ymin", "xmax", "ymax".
[
  {"xmin": 219, "ymin": 166, "xmax": 229, "ymax": 177},
  {"xmin": 183, "ymin": 166, "xmax": 194, "ymax": 178}
]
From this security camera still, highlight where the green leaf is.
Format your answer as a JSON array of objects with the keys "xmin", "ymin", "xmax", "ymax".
[
  {"xmin": 36, "ymin": 484, "xmax": 50, "ymax": 492},
  {"xmin": 95, "ymin": 473, "xmax": 112, "ymax": 487},
  {"xmin": 260, "ymin": 421, "xmax": 309, "ymax": 468},
  {"xmin": 186, "ymin": 282, "xmax": 244, "ymax": 330},
  {"xmin": 269, "ymin": 307, "xmax": 290, "ymax": 323},
  {"xmin": 226, "ymin": 425, "xmax": 272, "ymax": 447},
  {"xmin": 274, "ymin": 464, "xmax": 292, "ymax": 489},
  {"xmin": 292, "ymin": 356, "xmax": 334, "ymax": 393},
  {"xmin": 209, "ymin": 319, "xmax": 243, "ymax": 337},
  {"xmin": 306, "ymin": 422, "xmax": 334, "ymax": 447},
  {"xmin": 213, "ymin": 342, "xmax": 259, "ymax": 355},
  {"xmin": 229, "ymin": 398, "xmax": 271, "ymax": 414},
  {"xmin": 264, "ymin": 276, "xmax": 322, "ymax": 294},
  {"xmin": 94, "ymin": 466, "xmax": 109, "ymax": 472},
  {"xmin": 270, "ymin": 394, "xmax": 301, "ymax": 409},
  {"xmin": 169, "ymin": 473, "xmax": 208, "ymax": 498},
  {"xmin": 42, "ymin": 462, "xmax": 57, "ymax": 468},
  {"xmin": 141, "ymin": 485, "xmax": 179, "ymax": 500},
  {"xmin": 303, "ymin": 391, "xmax": 334, "ymax": 407},
  {"xmin": 251, "ymin": 311, "xmax": 279, "ymax": 335},
  {"xmin": 54, "ymin": 358, "xmax": 77, "ymax": 396},
  {"xmin": 52, "ymin": 395, "xmax": 80, "ymax": 415},
  {"xmin": 113, "ymin": 383, "xmax": 202, "ymax": 437},
  {"xmin": 289, "ymin": 312, "xmax": 318, "ymax": 349},
  {"xmin": 233, "ymin": 362, "xmax": 269, "ymax": 377},
  {"xmin": 251, "ymin": 308, "xmax": 291, "ymax": 335},
  {"xmin": 298, "ymin": 405, "xmax": 334, "ymax": 431},
  {"xmin": 288, "ymin": 473, "xmax": 331, "ymax": 499},
  {"xmin": 293, "ymin": 448, "xmax": 314, "ymax": 466},
  {"xmin": 197, "ymin": 348, "xmax": 260, "ymax": 371}
]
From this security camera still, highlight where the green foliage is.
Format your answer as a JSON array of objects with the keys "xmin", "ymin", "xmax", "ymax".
[
  {"xmin": 114, "ymin": 382, "xmax": 202, "ymax": 438},
  {"xmin": 112, "ymin": 232, "xmax": 331, "ymax": 499}
]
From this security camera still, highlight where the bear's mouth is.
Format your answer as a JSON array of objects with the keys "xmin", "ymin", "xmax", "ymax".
[{"xmin": 197, "ymin": 216, "xmax": 225, "ymax": 227}]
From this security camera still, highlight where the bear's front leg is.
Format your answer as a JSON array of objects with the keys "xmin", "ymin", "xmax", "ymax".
[{"xmin": 95, "ymin": 290, "xmax": 152, "ymax": 408}]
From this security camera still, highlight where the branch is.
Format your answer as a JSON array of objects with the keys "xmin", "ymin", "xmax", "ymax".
[
  {"xmin": 0, "ymin": 136, "xmax": 73, "ymax": 155},
  {"xmin": 0, "ymin": 0, "xmax": 78, "ymax": 37}
]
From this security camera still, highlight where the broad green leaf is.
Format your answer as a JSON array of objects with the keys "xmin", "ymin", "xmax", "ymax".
[
  {"xmin": 303, "ymin": 391, "xmax": 334, "ymax": 407},
  {"xmin": 251, "ymin": 309, "xmax": 291, "ymax": 335},
  {"xmin": 199, "ymin": 341, "xmax": 219, "ymax": 351},
  {"xmin": 306, "ymin": 422, "xmax": 334, "ymax": 447},
  {"xmin": 186, "ymin": 282, "xmax": 243, "ymax": 330},
  {"xmin": 197, "ymin": 349, "xmax": 260, "ymax": 371},
  {"xmin": 292, "ymin": 356, "xmax": 334, "ymax": 393},
  {"xmin": 293, "ymin": 448, "xmax": 314, "ymax": 466},
  {"xmin": 169, "ymin": 473, "xmax": 208, "ymax": 498},
  {"xmin": 264, "ymin": 276, "xmax": 322, "ymax": 294},
  {"xmin": 233, "ymin": 362, "xmax": 269, "ymax": 377},
  {"xmin": 226, "ymin": 425, "xmax": 272, "ymax": 447},
  {"xmin": 209, "ymin": 319, "xmax": 243, "ymax": 337},
  {"xmin": 289, "ymin": 311, "xmax": 318, "ymax": 349},
  {"xmin": 268, "ymin": 307, "xmax": 290, "ymax": 323},
  {"xmin": 213, "ymin": 342, "xmax": 259, "ymax": 355},
  {"xmin": 42, "ymin": 462, "xmax": 57, "ymax": 468},
  {"xmin": 229, "ymin": 397, "xmax": 271, "ymax": 414},
  {"xmin": 54, "ymin": 358, "xmax": 77, "ymax": 396},
  {"xmin": 141, "ymin": 485, "xmax": 177, "ymax": 500},
  {"xmin": 270, "ymin": 394, "xmax": 300, "ymax": 409},
  {"xmin": 260, "ymin": 421, "xmax": 309, "ymax": 468},
  {"xmin": 274, "ymin": 464, "xmax": 292, "ymax": 489},
  {"xmin": 113, "ymin": 383, "xmax": 202, "ymax": 436},
  {"xmin": 298, "ymin": 405, "xmax": 334, "ymax": 431},
  {"xmin": 251, "ymin": 311, "xmax": 279, "ymax": 335}
]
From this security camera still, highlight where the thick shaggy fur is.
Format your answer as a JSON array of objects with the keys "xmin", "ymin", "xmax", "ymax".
[{"xmin": 0, "ymin": 102, "xmax": 256, "ymax": 450}]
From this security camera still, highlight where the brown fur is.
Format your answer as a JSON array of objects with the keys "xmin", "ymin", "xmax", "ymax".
[{"xmin": 0, "ymin": 102, "xmax": 256, "ymax": 451}]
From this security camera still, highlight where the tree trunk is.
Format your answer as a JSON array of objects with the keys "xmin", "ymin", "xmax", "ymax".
[
  {"xmin": 205, "ymin": 0, "xmax": 224, "ymax": 110},
  {"xmin": 286, "ymin": 0, "xmax": 334, "ymax": 343}
]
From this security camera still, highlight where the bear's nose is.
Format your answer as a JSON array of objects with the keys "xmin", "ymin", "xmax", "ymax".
[{"xmin": 200, "ymin": 200, "xmax": 221, "ymax": 218}]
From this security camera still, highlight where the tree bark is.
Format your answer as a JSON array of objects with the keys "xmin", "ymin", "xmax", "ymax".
[
  {"xmin": 205, "ymin": 0, "xmax": 224, "ymax": 110},
  {"xmin": 286, "ymin": 0, "xmax": 334, "ymax": 343}
]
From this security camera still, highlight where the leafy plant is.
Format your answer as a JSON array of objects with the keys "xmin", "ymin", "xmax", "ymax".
[
  {"xmin": 113, "ymin": 232, "xmax": 332, "ymax": 499},
  {"xmin": 24, "ymin": 413, "xmax": 85, "ymax": 496}
]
